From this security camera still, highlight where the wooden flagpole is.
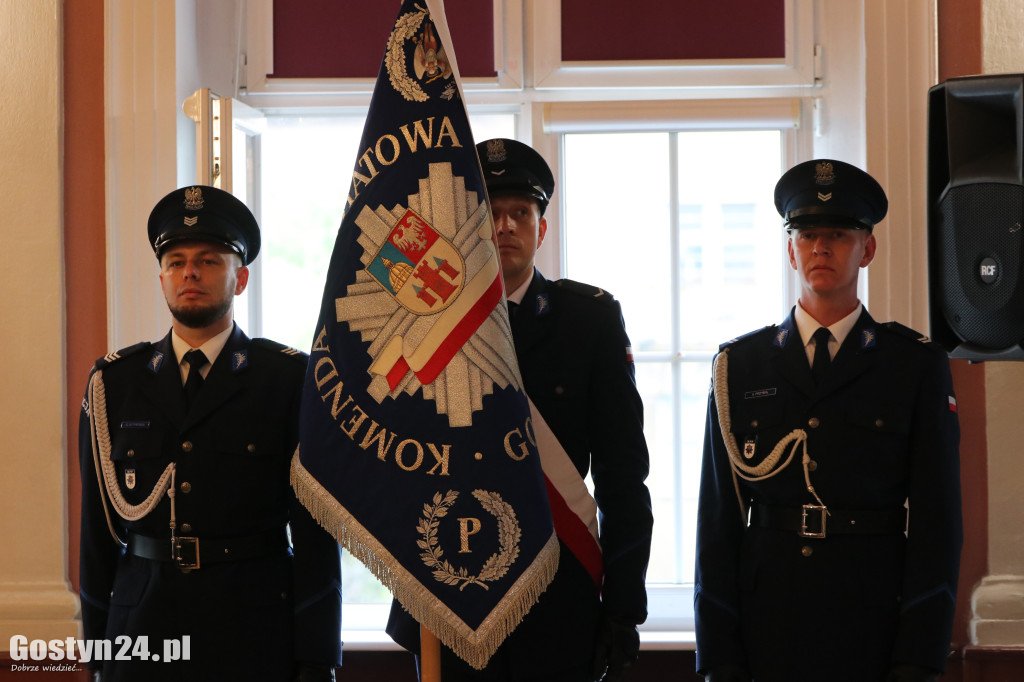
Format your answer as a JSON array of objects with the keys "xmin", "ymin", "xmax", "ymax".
[{"xmin": 420, "ymin": 624, "xmax": 442, "ymax": 682}]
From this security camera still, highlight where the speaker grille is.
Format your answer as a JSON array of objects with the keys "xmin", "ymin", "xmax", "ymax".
[{"xmin": 937, "ymin": 183, "xmax": 1024, "ymax": 349}]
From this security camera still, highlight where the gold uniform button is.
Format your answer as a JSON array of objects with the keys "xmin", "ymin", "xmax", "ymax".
[
  {"xmin": 801, "ymin": 545, "xmax": 814, "ymax": 557},
  {"xmin": 181, "ymin": 523, "xmax": 192, "ymax": 534},
  {"xmin": 750, "ymin": 420, "xmax": 759, "ymax": 429},
  {"xmin": 808, "ymin": 417, "xmax": 820, "ymax": 429},
  {"xmin": 554, "ymin": 386, "xmax": 565, "ymax": 395},
  {"xmin": 807, "ymin": 460, "xmax": 818, "ymax": 471},
  {"xmin": 182, "ymin": 441, "xmax": 193, "ymax": 453},
  {"xmin": 180, "ymin": 481, "xmax": 192, "ymax": 494},
  {"xmin": 127, "ymin": 449, "xmax": 135, "ymax": 458},
  {"xmin": 247, "ymin": 443, "xmax": 256, "ymax": 454},
  {"xmin": 875, "ymin": 418, "xmax": 885, "ymax": 428}
]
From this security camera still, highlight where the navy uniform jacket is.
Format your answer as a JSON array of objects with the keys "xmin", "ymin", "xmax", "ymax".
[
  {"xmin": 387, "ymin": 269, "xmax": 653, "ymax": 680},
  {"xmin": 79, "ymin": 325, "xmax": 342, "ymax": 681},
  {"xmin": 695, "ymin": 308, "xmax": 962, "ymax": 682}
]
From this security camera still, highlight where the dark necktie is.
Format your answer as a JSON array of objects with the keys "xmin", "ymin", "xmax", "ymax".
[
  {"xmin": 182, "ymin": 349, "xmax": 208, "ymax": 408},
  {"xmin": 507, "ymin": 300, "xmax": 518, "ymax": 319},
  {"xmin": 811, "ymin": 327, "xmax": 832, "ymax": 384}
]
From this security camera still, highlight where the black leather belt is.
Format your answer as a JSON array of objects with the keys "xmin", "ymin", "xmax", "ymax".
[
  {"xmin": 751, "ymin": 503, "xmax": 907, "ymax": 539},
  {"xmin": 127, "ymin": 528, "xmax": 290, "ymax": 570}
]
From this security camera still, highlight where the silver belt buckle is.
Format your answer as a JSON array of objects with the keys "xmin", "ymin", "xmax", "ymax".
[
  {"xmin": 800, "ymin": 505, "xmax": 827, "ymax": 538},
  {"xmin": 172, "ymin": 536, "xmax": 201, "ymax": 569}
]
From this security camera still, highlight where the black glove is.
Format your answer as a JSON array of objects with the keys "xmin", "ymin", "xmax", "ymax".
[
  {"xmin": 885, "ymin": 664, "xmax": 939, "ymax": 682},
  {"xmin": 590, "ymin": 615, "xmax": 640, "ymax": 682},
  {"xmin": 704, "ymin": 663, "xmax": 751, "ymax": 682},
  {"xmin": 292, "ymin": 662, "xmax": 336, "ymax": 682}
]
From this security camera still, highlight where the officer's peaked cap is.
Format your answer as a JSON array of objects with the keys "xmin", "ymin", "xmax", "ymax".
[
  {"xmin": 774, "ymin": 159, "xmax": 888, "ymax": 230},
  {"xmin": 476, "ymin": 138, "xmax": 555, "ymax": 215},
  {"xmin": 148, "ymin": 185, "xmax": 261, "ymax": 264}
]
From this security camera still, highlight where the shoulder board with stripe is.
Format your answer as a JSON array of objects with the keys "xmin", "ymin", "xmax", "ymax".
[
  {"xmin": 94, "ymin": 341, "xmax": 152, "ymax": 369},
  {"xmin": 554, "ymin": 278, "xmax": 615, "ymax": 303},
  {"xmin": 880, "ymin": 321, "xmax": 943, "ymax": 350},
  {"xmin": 252, "ymin": 337, "xmax": 308, "ymax": 361},
  {"xmin": 719, "ymin": 325, "xmax": 774, "ymax": 351}
]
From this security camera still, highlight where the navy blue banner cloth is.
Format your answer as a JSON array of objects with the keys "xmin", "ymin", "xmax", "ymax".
[{"xmin": 291, "ymin": 0, "xmax": 558, "ymax": 669}]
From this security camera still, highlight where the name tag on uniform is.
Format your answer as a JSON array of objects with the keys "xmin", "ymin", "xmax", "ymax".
[
  {"xmin": 744, "ymin": 388, "xmax": 776, "ymax": 400},
  {"xmin": 120, "ymin": 421, "xmax": 151, "ymax": 429}
]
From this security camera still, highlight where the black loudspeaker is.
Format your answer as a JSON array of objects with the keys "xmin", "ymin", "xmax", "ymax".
[{"xmin": 928, "ymin": 73, "xmax": 1024, "ymax": 361}]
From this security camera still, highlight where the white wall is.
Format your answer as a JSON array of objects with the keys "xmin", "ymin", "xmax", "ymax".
[
  {"xmin": 105, "ymin": 0, "xmax": 178, "ymax": 350},
  {"xmin": 0, "ymin": 0, "xmax": 80, "ymax": 646}
]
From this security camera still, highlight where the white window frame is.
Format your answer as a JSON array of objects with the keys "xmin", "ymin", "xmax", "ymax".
[
  {"xmin": 240, "ymin": 0, "xmax": 526, "ymax": 108},
  {"xmin": 530, "ymin": 0, "xmax": 816, "ymax": 91}
]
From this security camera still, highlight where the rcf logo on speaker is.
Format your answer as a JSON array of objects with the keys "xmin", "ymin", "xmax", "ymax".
[{"xmin": 979, "ymin": 258, "xmax": 998, "ymax": 284}]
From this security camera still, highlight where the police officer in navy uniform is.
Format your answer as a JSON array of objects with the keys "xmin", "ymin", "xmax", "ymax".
[
  {"xmin": 79, "ymin": 186, "xmax": 342, "ymax": 681},
  {"xmin": 695, "ymin": 160, "xmax": 962, "ymax": 682},
  {"xmin": 386, "ymin": 139, "xmax": 654, "ymax": 681}
]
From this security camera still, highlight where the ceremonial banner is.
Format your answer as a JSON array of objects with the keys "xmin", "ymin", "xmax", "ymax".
[{"xmin": 291, "ymin": 0, "xmax": 559, "ymax": 669}]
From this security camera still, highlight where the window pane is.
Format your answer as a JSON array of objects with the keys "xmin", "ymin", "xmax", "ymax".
[
  {"xmin": 678, "ymin": 131, "xmax": 784, "ymax": 348},
  {"xmin": 563, "ymin": 133, "xmax": 673, "ymax": 354},
  {"xmin": 259, "ymin": 116, "xmax": 364, "ymax": 352},
  {"xmin": 563, "ymin": 129, "xmax": 783, "ymax": 587}
]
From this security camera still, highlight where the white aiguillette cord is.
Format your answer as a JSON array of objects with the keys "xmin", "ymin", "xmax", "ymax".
[
  {"xmin": 712, "ymin": 349, "xmax": 828, "ymax": 518},
  {"xmin": 88, "ymin": 369, "xmax": 176, "ymax": 545}
]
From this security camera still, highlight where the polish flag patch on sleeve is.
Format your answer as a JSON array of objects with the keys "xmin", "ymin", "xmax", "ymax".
[{"xmin": 949, "ymin": 395, "xmax": 958, "ymax": 412}]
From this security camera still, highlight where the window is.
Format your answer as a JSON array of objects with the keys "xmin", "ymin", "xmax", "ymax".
[
  {"xmin": 247, "ymin": 119, "xmax": 788, "ymax": 634},
  {"xmin": 239, "ymin": 116, "xmax": 793, "ymax": 636},
  {"xmin": 562, "ymin": 131, "xmax": 785, "ymax": 617}
]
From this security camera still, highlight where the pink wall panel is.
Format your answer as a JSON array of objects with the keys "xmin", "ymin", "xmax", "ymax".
[
  {"xmin": 271, "ymin": 0, "xmax": 496, "ymax": 79},
  {"xmin": 560, "ymin": 0, "xmax": 785, "ymax": 62}
]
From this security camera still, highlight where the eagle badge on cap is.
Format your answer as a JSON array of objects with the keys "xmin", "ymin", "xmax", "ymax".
[
  {"xmin": 814, "ymin": 161, "xmax": 836, "ymax": 186},
  {"xmin": 184, "ymin": 186, "xmax": 204, "ymax": 211},
  {"xmin": 485, "ymin": 139, "xmax": 508, "ymax": 164}
]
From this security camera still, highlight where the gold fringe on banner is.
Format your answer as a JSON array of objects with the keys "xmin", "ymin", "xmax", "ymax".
[{"xmin": 290, "ymin": 448, "xmax": 559, "ymax": 670}]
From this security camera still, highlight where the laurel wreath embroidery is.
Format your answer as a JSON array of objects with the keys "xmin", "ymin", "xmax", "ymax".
[
  {"xmin": 386, "ymin": 6, "xmax": 429, "ymax": 102},
  {"xmin": 418, "ymin": 489, "xmax": 521, "ymax": 590}
]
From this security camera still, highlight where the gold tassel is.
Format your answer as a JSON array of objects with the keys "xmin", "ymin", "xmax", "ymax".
[{"xmin": 290, "ymin": 448, "xmax": 559, "ymax": 669}]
